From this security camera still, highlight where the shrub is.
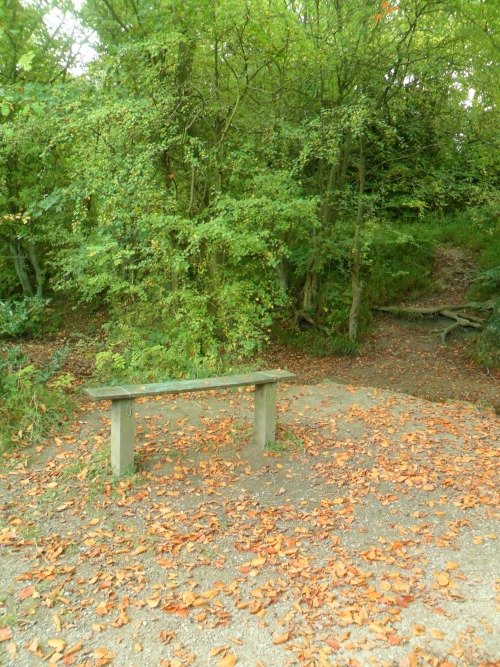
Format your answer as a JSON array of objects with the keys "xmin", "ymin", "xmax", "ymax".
[
  {"xmin": 474, "ymin": 307, "xmax": 500, "ymax": 369},
  {"xmin": 0, "ymin": 346, "xmax": 75, "ymax": 452},
  {"xmin": 0, "ymin": 297, "xmax": 51, "ymax": 338}
]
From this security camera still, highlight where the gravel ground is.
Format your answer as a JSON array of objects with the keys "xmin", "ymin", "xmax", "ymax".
[{"xmin": 1, "ymin": 381, "xmax": 499, "ymax": 667}]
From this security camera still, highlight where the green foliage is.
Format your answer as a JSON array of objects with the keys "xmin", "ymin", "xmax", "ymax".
[
  {"xmin": 0, "ymin": 297, "xmax": 52, "ymax": 338},
  {"xmin": 265, "ymin": 429, "xmax": 304, "ymax": 453},
  {"xmin": 474, "ymin": 268, "xmax": 500, "ymax": 295},
  {"xmin": 363, "ymin": 231, "xmax": 435, "ymax": 305},
  {"xmin": 273, "ymin": 321, "xmax": 359, "ymax": 359},
  {"xmin": 474, "ymin": 307, "xmax": 500, "ymax": 369},
  {"xmin": 1, "ymin": 0, "xmax": 499, "ymax": 360},
  {"xmin": 0, "ymin": 346, "xmax": 75, "ymax": 452}
]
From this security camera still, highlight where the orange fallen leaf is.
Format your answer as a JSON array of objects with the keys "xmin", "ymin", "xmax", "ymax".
[
  {"xmin": 0, "ymin": 627, "xmax": 12, "ymax": 642},
  {"xmin": 95, "ymin": 602, "xmax": 109, "ymax": 616},
  {"xmin": 19, "ymin": 586, "xmax": 36, "ymax": 600},
  {"xmin": 182, "ymin": 591, "xmax": 196, "ymax": 606},
  {"xmin": 430, "ymin": 629, "xmax": 445, "ymax": 640},
  {"xmin": 28, "ymin": 639, "xmax": 39, "ymax": 653},
  {"xmin": 53, "ymin": 613, "xmax": 62, "ymax": 632},
  {"xmin": 131, "ymin": 545, "xmax": 147, "ymax": 556},
  {"xmin": 218, "ymin": 654, "xmax": 237, "ymax": 667},
  {"xmin": 370, "ymin": 622, "xmax": 387, "ymax": 634},
  {"xmin": 273, "ymin": 631, "xmax": 290, "ymax": 645},
  {"xmin": 48, "ymin": 651, "xmax": 63, "ymax": 663},
  {"xmin": 250, "ymin": 556, "xmax": 266, "ymax": 566},
  {"xmin": 48, "ymin": 639, "xmax": 67, "ymax": 652},
  {"xmin": 445, "ymin": 561, "xmax": 459, "ymax": 571},
  {"xmin": 399, "ymin": 655, "xmax": 418, "ymax": 667},
  {"xmin": 210, "ymin": 646, "xmax": 229, "ymax": 657},
  {"xmin": 64, "ymin": 642, "xmax": 83, "ymax": 656},
  {"xmin": 201, "ymin": 589, "xmax": 219, "ymax": 600},
  {"xmin": 435, "ymin": 571, "xmax": 449, "ymax": 586}
]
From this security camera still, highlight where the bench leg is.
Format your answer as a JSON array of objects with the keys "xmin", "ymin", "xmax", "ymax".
[
  {"xmin": 254, "ymin": 383, "xmax": 277, "ymax": 447},
  {"xmin": 111, "ymin": 399, "xmax": 135, "ymax": 475}
]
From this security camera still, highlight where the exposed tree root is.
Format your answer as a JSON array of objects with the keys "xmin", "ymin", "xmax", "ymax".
[{"xmin": 374, "ymin": 301, "xmax": 496, "ymax": 343}]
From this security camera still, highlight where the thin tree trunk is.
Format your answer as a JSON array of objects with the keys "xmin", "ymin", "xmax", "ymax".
[
  {"xmin": 348, "ymin": 135, "xmax": 365, "ymax": 342},
  {"xmin": 28, "ymin": 239, "xmax": 43, "ymax": 298},
  {"xmin": 349, "ymin": 225, "xmax": 362, "ymax": 341},
  {"xmin": 9, "ymin": 239, "xmax": 34, "ymax": 296}
]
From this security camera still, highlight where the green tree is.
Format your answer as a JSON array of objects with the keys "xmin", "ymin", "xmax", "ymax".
[{"xmin": 0, "ymin": 0, "xmax": 76, "ymax": 298}]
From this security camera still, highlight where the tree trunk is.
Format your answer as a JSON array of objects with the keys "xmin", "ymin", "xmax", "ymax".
[
  {"xmin": 28, "ymin": 239, "xmax": 43, "ymax": 298},
  {"xmin": 348, "ymin": 226, "xmax": 362, "ymax": 341},
  {"xmin": 302, "ymin": 267, "xmax": 317, "ymax": 311},
  {"xmin": 9, "ymin": 239, "xmax": 34, "ymax": 296},
  {"xmin": 348, "ymin": 135, "xmax": 365, "ymax": 342}
]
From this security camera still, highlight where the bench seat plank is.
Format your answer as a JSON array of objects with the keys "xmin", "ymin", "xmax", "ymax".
[
  {"xmin": 85, "ymin": 369, "xmax": 295, "ymax": 475},
  {"xmin": 85, "ymin": 369, "xmax": 295, "ymax": 401}
]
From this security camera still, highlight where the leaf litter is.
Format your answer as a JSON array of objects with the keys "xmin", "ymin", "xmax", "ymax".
[{"xmin": 0, "ymin": 381, "xmax": 499, "ymax": 666}]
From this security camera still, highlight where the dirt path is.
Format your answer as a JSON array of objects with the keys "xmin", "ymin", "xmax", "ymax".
[
  {"xmin": 1, "ymin": 382, "xmax": 499, "ymax": 667},
  {"xmin": 262, "ymin": 247, "xmax": 499, "ymax": 411}
]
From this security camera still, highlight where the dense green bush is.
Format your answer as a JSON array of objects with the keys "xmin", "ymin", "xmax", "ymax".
[
  {"xmin": 0, "ymin": 346, "xmax": 75, "ymax": 452},
  {"xmin": 0, "ymin": 298, "xmax": 50, "ymax": 338},
  {"xmin": 363, "ymin": 230, "xmax": 435, "ymax": 305},
  {"xmin": 475, "ymin": 308, "xmax": 500, "ymax": 368}
]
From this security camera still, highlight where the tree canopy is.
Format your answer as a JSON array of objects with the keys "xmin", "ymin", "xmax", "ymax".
[{"xmin": 1, "ymin": 0, "xmax": 498, "ymax": 375}]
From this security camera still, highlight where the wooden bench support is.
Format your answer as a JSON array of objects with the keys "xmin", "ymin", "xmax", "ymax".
[
  {"xmin": 111, "ymin": 399, "xmax": 135, "ymax": 476},
  {"xmin": 86, "ymin": 369, "xmax": 295, "ymax": 476},
  {"xmin": 254, "ymin": 382, "xmax": 277, "ymax": 446}
]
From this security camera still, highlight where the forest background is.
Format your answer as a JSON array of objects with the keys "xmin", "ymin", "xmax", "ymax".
[{"xmin": 0, "ymin": 0, "xmax": 499, "ymax": 448}]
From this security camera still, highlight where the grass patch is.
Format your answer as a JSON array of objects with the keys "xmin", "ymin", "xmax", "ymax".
[{"xmin": 266, "ymin": 429, "xmax": 304, "ymax": 453}]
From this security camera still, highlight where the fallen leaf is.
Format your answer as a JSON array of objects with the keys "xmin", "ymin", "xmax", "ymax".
[
  {"xmin": 64, "ymin": 642, "xmax": 83, "ymax": 656},
  {"xmin": 28, "ymin": 639, "xmax": 39, "ymax": 653},
  {"xmin": 48, "ymin": 639, "xmax": 67, "ymax": 652},
  {"xmin": 19, "ymin": 586, "xmax": 36, "ymax": 600},
  {"xmin": 131, "ymin": 545, "xmax": 147, "ymax": 556},
  {"xmin": 0, "ymin": 627, "xmax": 12, "ymax": 642},
  {"xmin": 218, "ymin": 654, "xmax": 237, "ymax": 667},
  {"xmin": 435, "ymin": 572, "xmax": 450, "ymax": 586},
  {"xmin": 399, "ymin": 655, "xmax": 418, "ymax": 667},
  {"xmin": 273, "ymin": 631, "xmax": 290, "ymax": 645}
]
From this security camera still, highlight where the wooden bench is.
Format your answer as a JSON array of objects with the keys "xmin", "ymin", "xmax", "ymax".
[{"xmin": 85, "ymin": 369, "xmax": 295, "ymax": 475}]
